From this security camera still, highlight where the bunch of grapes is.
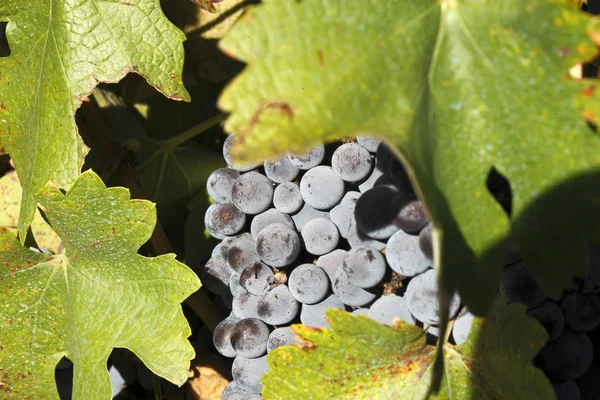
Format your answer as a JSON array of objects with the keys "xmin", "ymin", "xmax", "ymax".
[
  {"xmin": 498, "ymin": 250, "xmax": 600, "ymax": 399},
  {"xmin": 201, "ymin": 134, "xmax": 600, "ymax": 399},
  {"xmin": 201, "ymin": 135, "xmax": 465, "ymax": 398}
]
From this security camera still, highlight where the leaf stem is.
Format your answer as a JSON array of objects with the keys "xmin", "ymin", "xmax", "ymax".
[{"xmin": 161, "ymin": 113, "xmax": 228, "ymax": 150}]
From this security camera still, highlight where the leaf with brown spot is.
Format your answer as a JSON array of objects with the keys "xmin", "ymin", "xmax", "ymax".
[{"xmin": 263, "ymin": 299, "xmax": 552, "ymax": 399}]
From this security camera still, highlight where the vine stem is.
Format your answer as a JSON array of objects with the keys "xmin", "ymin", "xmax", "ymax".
[
  {"xmin": 161, "ymin": 112, "xmax": 228, "ymax": 150},
  {"xmin": 80, "ymin": 97, "xmax": 224, "ymax": 331}
]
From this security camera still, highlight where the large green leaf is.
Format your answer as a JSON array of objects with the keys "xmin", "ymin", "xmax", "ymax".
[
  {"xmin": 263, "ymin": 299, "xmax": 552, "ymax": 399},
  {"xmin": 0, "ymin": 0, "xmax": 190, "ymax": 240},
  {"xmin": 218, "ymin": 0, "xmax": 600, "ymax": 315},
  {"xmin": 0, "ymin": 171, "xmax": 200, "ymax": 399}
]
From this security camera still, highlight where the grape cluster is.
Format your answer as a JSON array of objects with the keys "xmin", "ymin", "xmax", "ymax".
[
  {"xmin": 203, "ymin": 135, "xmax": 466, "ymax": 398},
  {"xmin": 492, "ymin": 251, "xmax": 600, "ymax": 399},
  {"xmin": 201, "ymin": 135, "xmax": 600, "ymax": 399}
]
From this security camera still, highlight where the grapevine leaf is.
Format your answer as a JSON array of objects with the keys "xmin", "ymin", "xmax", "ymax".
[
  {"xmin": 218, "ymin": 0, "xmax": 600, "ymax": 315},
  {"xmin": 0, "ymin": 171, "xmax": 200, "ymax": 399},
  {"xmin": 263, "ymin": 299, "xmax": 552, "ymax": 399},
  {"xmin": 0, "ymin": 170, "xmax": 61, "ymax": 253},
  {"xmin": 0, "ymin": 0, "xmax": 190, "ymax": 241}
]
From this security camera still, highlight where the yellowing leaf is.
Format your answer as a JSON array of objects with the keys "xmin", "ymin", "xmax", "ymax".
[
  {"xmin": 0, "ymin": 0, "xmax": 190, "ymax": 240},
  {"xmin": 218, "ymin": 0, "xmax": 600, "ymax": 316},
  {"xmin": 0, "ymin": 170, "xmax": 61, "ymax": 253},
  {"xmin": 0, "ymin": 171, "xmax": 200, "ymax": 399},
  {"xmin": 263, "ymin": 300, "xmax": 552, "ymax": 399}
]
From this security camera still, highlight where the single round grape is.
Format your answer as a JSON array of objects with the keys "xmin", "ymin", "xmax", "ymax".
[
  {"xmin": 536, "ymin": 329, "xmax": 593, "ymax": 381},
  {"xmin": 301, "ymin": 218, "xmax": 340, "ymax": 255},
  {"xmin": 354, "ymin": 186, "xmax": 399, "ymax": 240},
  {"xmin": 257, "ymin": 284, "xmax": 300, "ymax": 325},
  {"xmin": 331, "ymin": 143, "xmax": 373, "ymax": 182},
  {"xmin": 288, "ymin": 144, "xmax": 325, "ymax": 170},
  {"xmin": 255, "ymin": 223, "xmax": 301, "ymax": 267},
  {"xmin": 200, "ymin": 257, "xmax": 234, "ymax": 295},
  {"xmin": 316, "ymin": 249, "xmax": 347, "ymax": 282},
  {"xmin": 332, "ymin": 268, "xmax": 377, "ymax": 307},
  {"xmin": 329, "ymin": 191, "xmax": 361, "ymax": 239},
  {"xmin": 347, "ymin": 218, "xmax": 386, "ymax": 251},
  {"xmin": 342, "ymin": 246, "xmax": 386, "ymax": 288},
  {"xmin": 405, "ymin": 269, "xmax": 461, "ymax": 325},
  {"xmin": 239, "ymin": 261, "xmax": 274, "ymax": 296},
  {"xmin": 223, "ymin": 134, "xmax": 260, "ymax": 172},
  {"xmin": 291, "ymin": 203, "xmax": 330, "ymax": 232},
  {"xmin": 264, "ymin": 156, "xmax": 300, "ymax": 183},
  {"xmin": 560, "ymin": 292, "xmax": 600, "ymax": 332},
  {"xmin": 232, "ymin": 355, "xmax": 268, "ymax": 394},
  {"xmin": 222, "ymin": 380, "xmax": 262, "ymax": 400},
  {"xmin": 227, "ymin": 235, "xmax": 261, "ymax": 273},
  {"xmin": 300, "ymin": 166, "xmax": 345, "ymax": 210},
  {"xmin": 527, "ymin": 301, "xmax": 564, "ymax": 342},
  {"xmin": 250, "ymin": 208, "xmax": 294, "ymax": 240},
  {"xmin": 232, "ymin": 291, "xmax": 260, "ymax": 319},
  {"xmin": 219, "ymin": 233, "xmax": 253, "ymax": 259},
  {"xmin": 452, "ymin": 310, "xmax": 475, "ymax": 345},
  {"xmin": 419, "ymin": 222, "xmax": 434, "ymax": 260},
  {"xmin": 300, "ymin": 294, "xmax": 346, "ymax": 328},
  {"xmin": 385, "ymin": 230, "xmax": 430, "ymax": 276},
  {"xmin": 213, "ymin": 314, "xmax": 240, "ymax": 358},
  {"xmin": 230, "ymin": 318, "xmax": 270, "ymax": 358},
  {"xmin": 368, "ymin": 295, "xmax": 415, "ymax": 326},
  {"xmin": 273, "ymin": 182, "xmax": 304, "ymax": 214},
  {"xmin": 499, "ymin": 261, "xmax": 546, "ymax": 309},
  {"xmin": 356, "ymin": 136, "xmax": 382, "ymax": 153},
  {"xmin": 207, "ymin": 168, "xmax": 240, "ymax": 203},
  {"xmin": 390, "ymin": 192, "xmax": 429, "ymax": 233},
  {"xmin": 267, "ymin": 327, "xmax": 297, "ymax": 353},
  {"xmin": 231, "ymin": 172, "xmax": 274, "ymax": 215},
  {"xmin": 205, "ymin": 202, "xmax": 246, "ymax": 239},
  {"xmin": 288, "ymin": 264, "xmax": 330, "ymax": 304}
]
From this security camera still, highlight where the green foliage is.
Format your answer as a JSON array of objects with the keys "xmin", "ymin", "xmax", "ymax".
[
  {"xmin": 0, "ymin": 0, "xmax": 189, "ymax": 240},
  {"xmin": 264, "ymin": 299, "xmax": 552, "ymax": 399},
  {"xmin": 0, "ymin": 171, "xmax": 199, "ymax": 399},
  {"xmin": 218, "ymin": 0, "xmax": 600, "ymax": 316}
]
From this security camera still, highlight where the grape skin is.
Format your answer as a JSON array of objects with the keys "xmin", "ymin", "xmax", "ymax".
[
  {"xmin": 405, "ymin": 269, "xmax": 461, "ymax": 325},
  {"xmin": 231, "ymin": 172, "xmax": 274, "ymax": 215},
  {"xmin": 255, "ymin": 223, "xmax": 301, "ymax": 267},
  {"xmin": 301, "ymin": 218, "xmax": 340, "ymax": 256},
  {"xmin": 264, "ymin": 155, "xmax": 300, "ymax": 183},
  {"xmin": 536, "ymin": 329, "xmax": 593, "ymax": 381},
  {"xmin": 232, "ymin": 355, "xmax": 268, "ymax": 394},
  {"xmin": 385, "ymin": 230, "xmax": 430, "ymax": 277},
  {"xmin": 331, "ymin": 268, "xmax": 377, "ymax": 307},
  {"xmin": 356, "ymin": 136, "xmax": 382, "ymax": 153},
  {"xmin": 230, "ymin": 318, "xmax": 270, "ymax": 358},
  {"xmin": 452, "ymin": 310, "xmax": 475, "ymax": 345},
  {"xmin": 223, "ymin": 134, "xmax": 260, "ymax": 172},
  {"xmin": 288, "ymin": 144, "xmax": 325, "ymax": 170},
  {"xmin": 342, "ymin": 246, "xmax": 386, "ymax": 289},
  {"xmin": 273, "ymin": 182, "xmax": 304, "ymax": 214},
  {"xmin": 267, "ymin": 327, "xmax": 297, "ymax": 353},
  {"xmin": 527, "ymin": 301, "xmax": 565, "ymax": 341},
  {"xmin": 239, "ymin": 262, "xmax": 274, "ymax": 296},
  {"xmin": 499, "ymin": 261, "xmax": 546, "ymax": 309},
  {"xmin": 354, "ymin": 186, "xmax": 399, "ymax": 240},
  {"xmin": 300, "ymin": 166, "xmax": 345, "ymax": 210},
  {"xmin": 300, "ymin": 294, "xmax": 346, "ymax": 328},
  {"xmin": 331, "ymin": 143, "xmax": 373, "ymax": 182},
  {"xmin": 213, "ymin": 314, "xmax": 240, "ymax": 358},
  {"xmin": 207, "ymin": 168, "xmax": 240, "ymax": 203},
  {"xmin": 368, "ymin": 295, "xmax": 415, "ymax": 326},
  {"xmin": 257, "ymin": 284, "xmax": 300, "ymax": 325},
  {"xmin": 250, "ymin": 208, "xmax": 294, "ymax": 240},
  {"xmin": 288, "ymin": 264, "xmax": 330, "ymax": 305},
  {"xmin": 227, "ymin": 235, "xmax": 261, "ymax": 273},
  {"xmin": 204, "ymin": 202, "xmax": 247, "ymax": 239},
  {"xmin": 329, "ymin": 191, "xmax": 361, "ymax": 239}
]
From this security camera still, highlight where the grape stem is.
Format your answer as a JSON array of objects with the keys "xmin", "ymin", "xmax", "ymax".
[{"xmin": 162, "ymin": 112, "xmax": 228, "ymax": 151}]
